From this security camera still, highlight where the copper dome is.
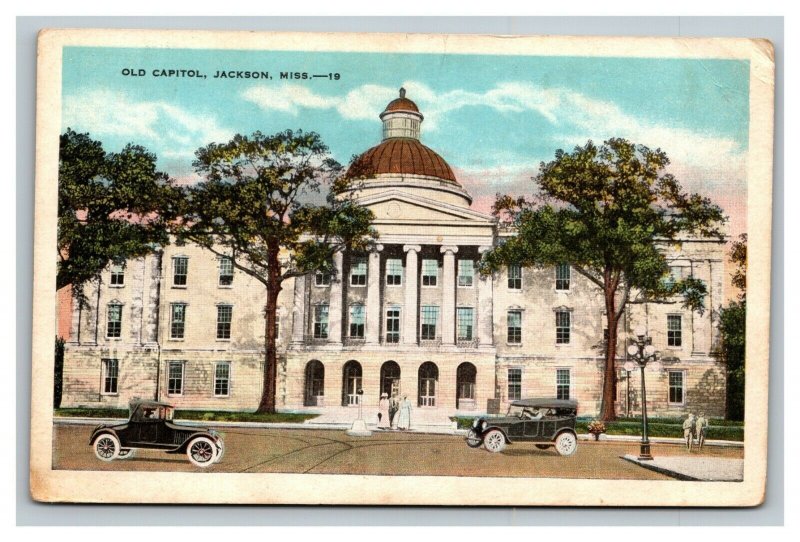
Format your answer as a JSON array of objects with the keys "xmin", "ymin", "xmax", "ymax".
[
  {"xmin": 346, "ymin": 138, "xmax": 458, "ymax": 184},
  {"xmin": 382, "ymin": 97, "xmax": 420, "ymax": 114}
]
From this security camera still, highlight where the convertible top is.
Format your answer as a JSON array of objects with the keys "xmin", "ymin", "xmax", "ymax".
[{"xmin": 510, "ymin": 398, "xmax": 578, "ymax": 410}]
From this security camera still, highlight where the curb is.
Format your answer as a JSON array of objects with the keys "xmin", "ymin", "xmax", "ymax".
[
  {"xmin": 620, "ymin": 455, "xmax": 700, "ymax": 481},
  {"xmin": 53, "ymin": 417, "xmax": 745, "ymax": 446}
]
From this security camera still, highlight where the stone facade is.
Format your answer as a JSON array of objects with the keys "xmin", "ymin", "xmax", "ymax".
[{"xmin": 61, "ymin": 90, "xmax": 727, "ymax": 418}]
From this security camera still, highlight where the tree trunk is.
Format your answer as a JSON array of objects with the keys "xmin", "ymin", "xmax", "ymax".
[
  {"xmin": 256, "ymin": 247, "xmax": 281, "ymax": 414},
  {"xmin": 599, "ymin": 275, "xmax": 620, "ymax": 421}
]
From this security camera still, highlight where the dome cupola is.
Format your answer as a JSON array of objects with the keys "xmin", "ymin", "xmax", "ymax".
[{"xmin": 380, "ymin": 87, "xmax": 424, "ymax": 140}]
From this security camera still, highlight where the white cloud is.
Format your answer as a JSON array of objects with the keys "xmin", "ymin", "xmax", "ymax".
[
  {"xmin": 62, "ymin": 89, "xmax": 233, "ymax": 159},
  {"xmin": 241, "ymin": 80, "xmax": 746, "ymax": 182}
]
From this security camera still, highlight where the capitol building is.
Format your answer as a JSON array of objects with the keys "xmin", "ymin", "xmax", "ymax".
[{"xmin": 61, "ymin": 90, "xmax": 728, "ymax": 419}]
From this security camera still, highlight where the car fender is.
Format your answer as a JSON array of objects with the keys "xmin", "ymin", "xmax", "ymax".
[
  {"xmin": 553, "ymin": 427, "xmax": 577, "ymax": 441},
  {"xmin": 89, "ymin": 427, "xmax": 118, "ymax": 445},
  {"xmin": 483, "ymin": 426, "xmax": 512, "ymax": 444},
  {"xmin": 172, "ymin": 430, "xmax": 221, "ymax": 454}
]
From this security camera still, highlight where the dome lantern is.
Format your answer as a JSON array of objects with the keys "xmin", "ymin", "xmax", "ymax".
[{"xmin": 380, "ymin": 87, "xmax": 424, "ymax": 140}]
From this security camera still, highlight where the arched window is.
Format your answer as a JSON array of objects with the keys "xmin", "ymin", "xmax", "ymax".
[
  {"xmin": 456, "ymin": 362, "xmax": 477, "ymax": 410},
  {"xmin": 342, "ymin": 360, "xmax": 362, "ymax": 406},
  {"xmin": 418, "ymin": 362, "xmax": 439, "ymax": 407},
  {"xmin": 304, "ymin": 360, "xmax": 325, "ymax": 406},
  {"xmin": 380, "ymin": 361, "xmax": 401, "ymax": 398}
]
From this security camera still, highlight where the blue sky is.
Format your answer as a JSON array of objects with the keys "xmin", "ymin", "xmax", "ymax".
[{"xmin": 61, "ymin": 46, "xmax": 749, "ymax": 228}]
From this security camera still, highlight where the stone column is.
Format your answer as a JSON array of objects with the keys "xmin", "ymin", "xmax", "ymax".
[
  {"xmin": 441, "ymin": 245, "xmax": 458, "ymax": 344},
  {"xmin": 291, "ymin": 273, "xmax": 307, "ymax": 344},
  {"xmin": 328, "ymin": 251, "xmax": 344, "ymax": 344},
  {"xmin": 366, "ymin": 245, "xmax": 384, "ymax": 344},
  {"xmin": 477, "ymin": 245, "xmax": 494, "ymax": 347},
  {"xmin": 402, "ymin": 245, "xmax": 421, "ymax": 345}
]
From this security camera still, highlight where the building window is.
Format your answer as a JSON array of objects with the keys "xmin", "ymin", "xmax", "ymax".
[
  {"xmin": 109, "ymin": 261, "xmax": 125, "ymax": 287},
  {"xmin": 508, "ymin": 264, "xmax": 522, "ymax": 290},
  {"xmin": 216, "ymin": 305, "xmax": 232, "ymax": 340},
  {"xmin": 315, "ymin": 270, "xmax": 331, "ymax": 287},
  {"xmin": 667, "ymin": 315, "xmax": 682, "ymax": 347},
  {"xmin": 385, "ymin": 306, "xmax": 401, "ymax": 343},
  {"xmin": 218, "ymin": 257, "xmax": 233, "ymax": 286},
  {"xmin": 313, "ymin": 304, "xmax": 329, "ymax": 339},
  {"xmin": 422, "ymin": 259, "xmax": 438, "ymax": 287},
  {"xmin": 507, "ymin": 368, "xmax": 522, "ymax": 401},
  {"xmin": 214, "ymin": 362, "xmax": 231, "ymax": 397},
  {"xmin": 457, "ymin": 307, "xmax": 474, "ymax": 341},
  {"xmin": 420, "ymin": 305, "xmax": 439, "ymax": 340},
  {"xmin": 101, "ymin": 359, "xmax": 119, "ymax": 394},
  {"xmin": 106, "ymin": 303, "xmax": 122, "ymax": 338},
  {"xmin": 507, "ymin": 310, "xmax": 522, "ymax": 344},
  {"xmin": 457, "ymin": 259, "xmax": 474, "ymax": 287},
  {"xmin": 668, "ymin": 370, "xmax": 685, "ymax": 404},
  {"xmin": 173, "ymin": 256, "xmax": 188, "ymax": 286},
  {"xmin": 556, "ymin": 310, "xmax": 571, "ymax": 344},
  {"xmin": 170, "ymin": 303, "xmax": 186, "ymax": 339},
  {"xmin": 556, "ymin": 369, "xmax": 571, "ymax": 400},
  {"xmin": 167, "ymin": 361, "xmax": 184, "ymax": 395},
  {"xmin": 386, "ymin": 258, "xmax": 403, "ymax": 286},
  {"xmin": 556, "ymin": 264, "xmax": 571, "ymax": 291},
  {"xmin": 350, "ymin": 256, "xmax": 367, "ymax": 286},
  {"xmin": 349, "ymin": 304, "xmax": 365, "ymax": 338}
]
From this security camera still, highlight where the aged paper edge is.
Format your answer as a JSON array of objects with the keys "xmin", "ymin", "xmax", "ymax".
[{"xmin": 30, "ymin": 29, "xmax": 774, "ymax": 506}]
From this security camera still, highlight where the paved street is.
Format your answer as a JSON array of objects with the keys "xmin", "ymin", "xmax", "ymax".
[{"xmin": 54, "ymin": 425, "xmax": 743, "ymax": 479}]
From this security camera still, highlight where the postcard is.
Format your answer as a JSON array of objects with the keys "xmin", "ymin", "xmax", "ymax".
[{"xmin": 30, "ymin": 29, "xmax": 774, "ymax": 506}]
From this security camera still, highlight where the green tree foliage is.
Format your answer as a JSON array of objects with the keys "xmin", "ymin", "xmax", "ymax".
[
  {"xmin": 721, "ymin": 233, "xmax": 746, "ymax": 420},
  {"xmin": 482, "ymin": 138, "xmax": 726, "ymax": 421},
  {"xmin": 180, "ymin": 130, "xmax": 376, "ymax": 413},
  {"xmin": 58, "ymin": 129, "xmax": 181, "ymax": 294}
]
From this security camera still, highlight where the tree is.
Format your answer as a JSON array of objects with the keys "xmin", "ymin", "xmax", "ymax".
[
  {"xmin": 721, "ymin": 233, "xmax": 746, "ymax": 420},
  {"xmin": 180, "ymin": 130, "xmax": 376, "ymax": 413},
  {"xmin": 58, "ymin": 129, "xmax": 181, "ymax": 294},
  {"xmin": 482, "ymin": 138, "xmax": 726, "ymax": 421}
]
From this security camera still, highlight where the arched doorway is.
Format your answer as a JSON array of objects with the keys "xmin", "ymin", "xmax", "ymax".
[
  {"xmin": 304, "ymin": 360, "xmax": 324, "ymax": 406},
  {"xmin": 342, "ymin": 360, "xmax": 362, "ymax": 406},
  {"xmin": 456, "ymin": 362, "xmax": 477, "ymax": 410},
  {"xmin": 418, "ymin": 362, "xmax": 438, "ymax": 407},
  {"xmin": 380, "ymin": 361, "xmax": 401, "ymax": 398}
]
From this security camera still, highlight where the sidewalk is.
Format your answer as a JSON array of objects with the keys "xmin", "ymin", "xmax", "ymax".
[{"xmin": 621, "ymin": 454, "xmax": 744, "ymax": 481}]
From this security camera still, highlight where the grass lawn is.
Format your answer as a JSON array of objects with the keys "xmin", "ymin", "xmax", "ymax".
[
  {"xmin": 451, "ymin": 415, "xmax": 744, "ymax": 441},
  {"xmin": 54, "ymin": 408, "xmax": 318, "ymax": 424}
]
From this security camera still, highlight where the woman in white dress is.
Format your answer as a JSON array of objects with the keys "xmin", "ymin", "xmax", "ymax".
[
  {"xmin": 397, "ymin": 395, "xmax": 412, "ymax": 430},
  {"xmin": 378, "ymin": 393, "xmax": 390, "ymax": 429}
]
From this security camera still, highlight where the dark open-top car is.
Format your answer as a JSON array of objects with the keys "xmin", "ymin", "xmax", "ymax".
[
  {"xmin": 466, "ymin": 398, "xmax": 578, "ymax": 456},
  {"xmin": 89, "ymin": 400, "xmax": 224, "ymax": 468}
]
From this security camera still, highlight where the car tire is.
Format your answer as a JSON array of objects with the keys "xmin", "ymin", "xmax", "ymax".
[
  {"xmin": 554, "ymin": 432, "xmax": 578, "ymax": 456},
  {"xmin": 118, "ymin": 448, "xmax": 137, "ymax": 459},
  {"xmin": 535, "ymin": 444, "xmax": 550, "ymax": 450},
  {"xmin": 214, "ymin": 439, "xmax": 225, "ymax": 463},
  {"xmin": 187, "ymin": 436, "xmax": 217, "ymax": 468},
  {"xmin": 483, "ymin": 430, "xmax": 506, "ymax": 453},
  {"xmin": 466, "ymin": 429, "xmax": 482, "ymax": 448},
  {"xmin": 93, "ymin": 434, "xmax": 120, "ymax": 462}
]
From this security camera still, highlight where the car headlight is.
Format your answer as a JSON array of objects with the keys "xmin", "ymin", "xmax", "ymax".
[
  {"xmin": 481, "ymin": 420, "xmax": 487, "ymax": 431},
  {"xmin": 472, "ymin": 418, "xmax": 479, "ymax": 428}
]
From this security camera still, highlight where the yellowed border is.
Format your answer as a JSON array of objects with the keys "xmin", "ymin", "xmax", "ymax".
[{"xmin": 30, "ymin": 28, "xmax": 774, "ymax": 506}]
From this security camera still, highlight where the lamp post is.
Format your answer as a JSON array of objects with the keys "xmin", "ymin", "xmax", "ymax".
[{"xmin": 625, "ymin": 326, "xmax": 661, "ymax": 461}]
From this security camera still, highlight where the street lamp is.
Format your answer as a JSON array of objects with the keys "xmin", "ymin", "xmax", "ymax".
[{"xmin": 625, "ymin": 325, "xmax": 661, "ymax": 461}]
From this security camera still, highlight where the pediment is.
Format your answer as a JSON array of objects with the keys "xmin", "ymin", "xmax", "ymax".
[{"xmin": 358, "ymin": 190, "xmax": 495, "ymax": 224}]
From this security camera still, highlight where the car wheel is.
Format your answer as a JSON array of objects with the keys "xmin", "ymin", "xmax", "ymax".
[
  {"xmin": 187, "ymin": 436, "xmax": 217, "ymax": 468},
  {"xmin": 93, "ymin": 434, "xmax": 120, "ymax": 462},
  {"xmin": 554, "ymin": 432, "xmax": 578, "ymax": 456},
  {"xmin": 535, "ymin": 444, "xmax": 550, "ymax": 450},
  {"xmin": 483, "ymin": 430, "xmax": 506, "ymax": 453},
  {"xmin": 466, "ymin": 429, "xmax": 482, "ymax": 448},
  {"xmin": 118, "ymin": 448, "xmax": 137, "ymax": 459},
  {"xmin": 214, "ymin": 439, "xmax": 225, "ymax": 463}
]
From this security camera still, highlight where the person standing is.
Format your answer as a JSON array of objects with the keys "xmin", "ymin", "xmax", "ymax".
[
  {"xmin": 695, "ymin": 412, "xmax": 709, "ymax": 449},
  {"xmin": 389, "ymin": 393, "xmax": 400, "ymax": 429},
  {"xmin": 683, "ymin": 413, "xmax": 696, "ymax": 451},
  {"xmin": 397, "ymin": 395, "xmax": 412, "ymax": 430},
  {"xmin": 378, "ymin": 393, "xmax": 390, "ymax": 429}
]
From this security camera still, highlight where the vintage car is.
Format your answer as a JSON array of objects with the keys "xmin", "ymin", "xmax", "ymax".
[
  {"xmin": 466, "ymin": 398, "xmax": 578, "ymax": 456},
  {"xmin": 89, "ymin": 400, "xmax": 225, "ymax": 468}
]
